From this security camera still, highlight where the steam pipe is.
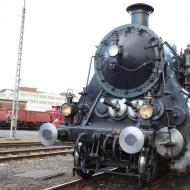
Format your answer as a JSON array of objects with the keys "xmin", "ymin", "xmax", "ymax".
[{"xmin": 100, "ymin": 98, "xmax": 118, "ymax": 110}]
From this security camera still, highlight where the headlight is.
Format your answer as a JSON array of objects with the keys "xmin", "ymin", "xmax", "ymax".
[
  {"xmin": 108, "ymin": 45, "xmax": 119, "ymax": 57},
  {"xmin": 139, "ymin": 104, "xmax": 153, "ymax": 119},
  {"xmin": 62, "ymin": 103, "xmax": 72, "ymax": 116}
]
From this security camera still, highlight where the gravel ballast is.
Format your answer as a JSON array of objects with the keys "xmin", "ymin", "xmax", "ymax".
[{"xmin": 0, "ymin": 155, "xmax": 78, "ymax": 190}]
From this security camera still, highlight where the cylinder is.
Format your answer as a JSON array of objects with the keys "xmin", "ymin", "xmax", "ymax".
[{"xmin": 126, "ymin": 3, "xmax": 154, "ymax": 27}]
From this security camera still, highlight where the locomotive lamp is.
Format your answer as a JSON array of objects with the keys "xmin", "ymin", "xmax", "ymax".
[
  {"xmin": 61, "ymin": 89, "xmax": 77, "ymax": 125},
  {"xmin": 61, "ymin": 103, "xmax": 72, "ymax": 116},
  {"xmin": 61, "ymin": 89, "xmax": 76, "ymax": 117},
  {"xmin": 108, "ymin": 31, "xmax": 119, "ymax": 57},
  {"xmin": 139, "ymin": 104, "xmax": 154, "ymax": 119},
  {"xmin": 108, "ymin": 44, "xmax": 119, "ymax": 57}
]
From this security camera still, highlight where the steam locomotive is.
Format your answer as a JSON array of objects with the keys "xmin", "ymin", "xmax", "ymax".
[{"xmin": 40, "ymin": 3, "xmax": 190, "ymax": 186}]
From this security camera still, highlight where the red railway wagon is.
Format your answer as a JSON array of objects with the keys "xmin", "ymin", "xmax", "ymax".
[
  {"xmin": 18, "ymin": 110, "xmax": 51, "ymax": 128},
  {"xmin": 0, "ymin": 109, "xmax": 11, "ymax": 124},
  {"xmin": 0, "ymin": 106, "xmax": 64, "ymax": 130}
]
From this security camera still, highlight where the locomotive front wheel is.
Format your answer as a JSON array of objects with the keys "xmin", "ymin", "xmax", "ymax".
[
  {"xmin": 74, "ymin": 148, "xmax": 94, "ymax": 179},
  {"xmin": 138, "ymin": 148, "xmax": 157, "ymax": 186}
]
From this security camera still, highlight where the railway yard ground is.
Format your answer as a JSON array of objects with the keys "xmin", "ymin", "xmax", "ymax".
[
  {"xmin": 0, "ymin": 129, "xmax": 39, "ymax": 143},
  {"xmin": 0, "ymin": 129, "xmax": 190, "ymax": 189}
]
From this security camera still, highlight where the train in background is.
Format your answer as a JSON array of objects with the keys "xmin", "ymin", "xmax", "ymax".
[{"xmin": 0, "ymin": 105, "xmax": 64, "ymax": 130}]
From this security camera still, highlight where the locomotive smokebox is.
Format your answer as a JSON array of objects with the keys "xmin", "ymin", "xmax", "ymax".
[
  {"xmin": 127, "ymin": 3, "xmax": 154, "ymax": 27},
  {"xmin": 94, "ymin": 2, "xmax": 160, "ymax": 98}
]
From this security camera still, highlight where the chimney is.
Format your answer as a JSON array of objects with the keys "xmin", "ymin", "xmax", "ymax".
[{"xmin": 126, "ymin": 3, "xmax": 154, "ymax": 27}]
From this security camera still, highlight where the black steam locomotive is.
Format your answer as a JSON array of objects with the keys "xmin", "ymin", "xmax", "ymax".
[{"xmin": 40, "ymin": 3, "xmax": 190, "ymax": 186}]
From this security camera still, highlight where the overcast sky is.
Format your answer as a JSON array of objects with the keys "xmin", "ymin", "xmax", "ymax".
[{"xmin": 0, "ymin": 0, "xmax": 190, "ymax": 96}]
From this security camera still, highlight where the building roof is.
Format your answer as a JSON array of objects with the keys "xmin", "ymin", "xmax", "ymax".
[
  {"xmin": 19, "ymin": 87, "xmax": 37, "ymax": 92},
  {"xmin": 0, "ymin": 89, "xmax": 13, "ymax": 93}
]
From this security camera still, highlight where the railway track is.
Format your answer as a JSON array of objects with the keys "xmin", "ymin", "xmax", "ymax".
[
  {"xmin": 0, "ymin": 141, "xmax": 41, "ymax": 147},
  {"xmin": 0, "ymin": 141, "xmax": 74, "ymax": 148},
  {"xmin": 143, "ymin": 173, "xmax": 172, "ymax": 190},
  {"xmin": 44, "ymin": 172, "xmax": 106, "ymax": 190},
  {"xmin": 0, "ymin": 145, "xmax": 74, "ymax": 161},
  {"xmin": 44, "ymin": 172, "xmax": 172, "ymax": 190}
]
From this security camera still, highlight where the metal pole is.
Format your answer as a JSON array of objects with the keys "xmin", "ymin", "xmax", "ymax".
[{"xmin": 10, "ymin": 0, "xmax": 26, "ymax": 138}]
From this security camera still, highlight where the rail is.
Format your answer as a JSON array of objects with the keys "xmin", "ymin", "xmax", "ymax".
[
  {"xmin": 44, "ymin": 172, "xmax": 172, "ymax": 190},
  {"xmin": 0, "ymin": 141, "xmax": 74, "ymax": 147},
  {"xmin": 0, "ymin": 142, "xmax": 41, "ymax": 147},
  {"xmin": 0, "ymin": 145, "xmax": 74, "ymax": 161},
  {"xmin": 143, "ymin": 173, "xmax": 172, "ymax": 190},
  {"xmin": 44, "ymin": 172, "xmax": 106, "ymax": 190}
]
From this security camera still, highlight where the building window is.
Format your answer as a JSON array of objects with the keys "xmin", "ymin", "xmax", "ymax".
[
  {"xmin": 56, "ymin": 97, "xmax": 63, "ymax": 101},
  {"xmin": 39, "ymin": 100, "xmax": 47, "ymax": 105},
  {"xmin": 29, "ymin": 99, "xmax": 38, "ymax": 103},
  {"xmin": 48, "ymin": 96, "xmax": 55, "ymax": 100},
  {"xmin": 39, "ymin": 95, "xmax": 47, "ymax": 99}
]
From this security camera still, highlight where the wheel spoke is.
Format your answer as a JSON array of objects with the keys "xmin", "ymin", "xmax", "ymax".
[
  {"xmin": 138, "ymin": 148, "xmax": 157, "ymax": 186},
  {"xmin": 74, "ymin": 144, "xmax": 94, "ymax": 179}
]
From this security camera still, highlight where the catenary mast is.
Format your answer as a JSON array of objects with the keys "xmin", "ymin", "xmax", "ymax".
[{"xmin": 10, "ymin": 0, "xmax": 26, "ymax": 138}]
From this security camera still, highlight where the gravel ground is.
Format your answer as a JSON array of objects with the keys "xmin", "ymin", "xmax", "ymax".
[
  {"xmin": 157, "ymin": 172, "xmax": 190, "ymax": 190},
  {"xmin": 1, "ymin": 154, "xmax": 190, "ymax": 190},
  {"xmin": 0, "ymin": 155, "xmax": 78, "ymax": 190},
  {"xmin": 89, "ymin": 173, "xmax": 190, "ymax": 190},
  {"xmin": 0, "ymin": 129, "xmax": 79, "ymax": 189}
]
